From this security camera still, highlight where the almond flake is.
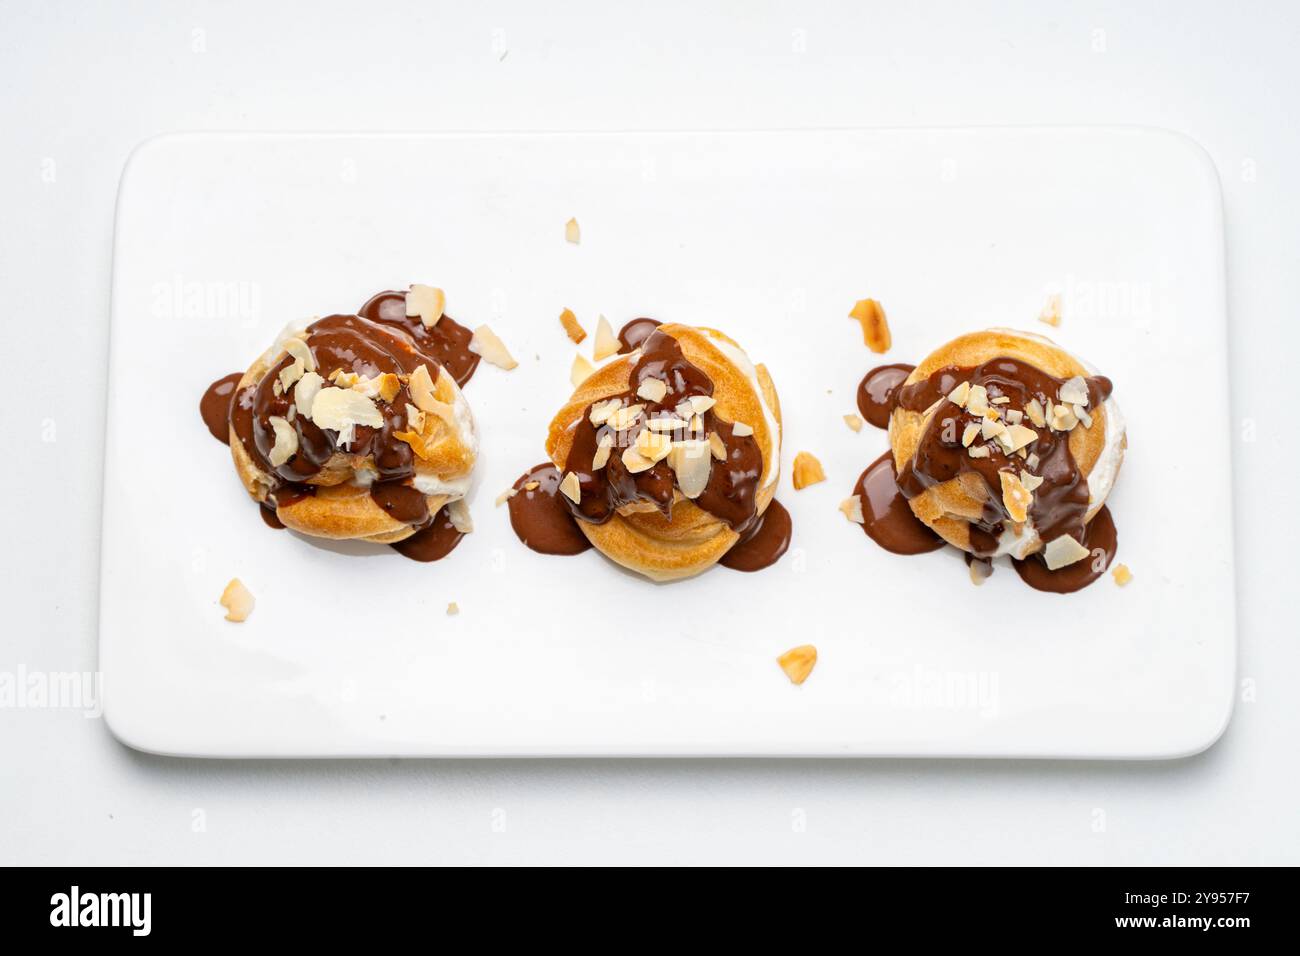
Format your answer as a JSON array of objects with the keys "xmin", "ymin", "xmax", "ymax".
[
  {"xmin": 1025, "ymin": 398, "xmax": 1047, "ymax": 427},
  {"xmin": 961, "ymin": 423, "xmax": 980, "ymax": 447},
  {"xmin": 668, "ymin": 440, "xmax": 712, "ymax": 498},
  {"xmin": 731, "ymin": 421, "xmax": 754, "ymax": 437},
  {"xmin": 708, "ymin": 431, "xmax": 727, "ymax": 461},
  {"xmin": 283, "ymin": 336, "xmax": 316, "ymax": 372},
  {"xmin": 1019, "ymin": 470, "xmax": 1044, "ymax": 492},
  {"xmin": 311, "ymin": 386, "xmax": 384, "ymax": 442},
  {"xmin": 991, "ymin": 396, "xmax": 1011, "ymax": 405},
  {"xmin": 968, "ymin": 445, "xmax": 991, "ymax": 459},
  {"xmin": 495, "ymin": 488, "xmax": 517, "ymax": 507},
  {"xmin": 588, "ymin": 398, "xmax": 623, "ymax": 425},
  {"xmin": 446, "ymin": 498, "xmax": 473, "ymax": 533},
  {"xmin": 637, "ymin": 378, "xmax": 668, "ymax": 403},
  {"xmin": 792, "ymin": 451, "xmax": 826, "ymax": 490},
  {"xmin": 1044, "ymin": 533, "xmax": 1091, "ymax": 570},
  {"xmin": 688, "ymin": 396, "xmax": 716, "ymax": 415},
  {"xmin": 968, "ymin": 558, "xmax": 992, "ymax": 587},
  {"xmin": 621, "ymin": 446, "xmax": 656, "ymax": 474},
  {"xmin": 406, "ymin": 284, "xmax": 445, "ymax": 329},
  {"xmin": 843, "ymin": 413, "xmax": 864, "ymax": 433},
  {"xmin": 267, "ymin": 415, "xmax": 298, "ymax": 467},
  {"xmin": 849, "ymin": 299, "xmax": 890, "ymax": 353},
  {"xmin": 947, "ymin": 381, "xmax": 971, "ymax": 407},
  {"xmin": 558, "ymin": 471, "xmax": 582, "ymax": 503},
  {"xmin": 999, "ymin": 471, "xmax": 1032, "ymax": 523},
  {"xmin": 293, "ymin": 371, "xmax": 324, "ymax": 420},
  {"xmin": 446, "ymin": 602, "xmax": 459, "ymax": 616},
  {"xmin": 404, "ymin": 403, "xmax": 426, "ymax": 432},
  {"xmin": 1004, "ymin": 423, "xmax": 1038, "ymax": 453},
  {"xmin": 1005, "ymin": 408, "xmax": 1024, "ymax": 425},
  {"xmin": 468, "ymin": 324, "xmax": 518, "ymax": 370},
  {"xmin": 965, "ymin": 384, "xmax": 990, "ymax": 416},
  {"xmin": 219, "ymin": 578, "xmax": 255, "ymax": 623},
  {"xmin": 592, "ymin": 315, "xmax": 619, "ymax": 361},
  {"xmin": 278, "ymin": 357, "xmax": 305, "ymax": 393},
  {"xmin": 606, "ymin": 403, "xmax": 644, "ymax": 431},
  {"xmin": 645, "ymin": 416, "xmax": 688, "ymax": 432},
  {"xmin": 1112, "ymin": 563, "xmax": 1133, "ymax": 586},
  {"xmin": 1038, "ymin": 293, "xmax": 1062, "ymax": 327},
  {"xmin": 1059, "ymin": 375, "xmax": 1089, "ymax": 406},
  {"xmin": 1074, "ymin": 404, "xmax": 1093, "ymax": 429},
  {"xmin": 839, "ymin": 495, "xmax": 864, "ymax": 524},
  {"xmin": 981, "ymin": 418, "xmax": 1007, "ymax": 441},
  {"xmin": 524, "ymin": 481, "xmax": 540, "ymax": 491},
  {"xmin": 1051, "ymin": 403, "xmax": 1079, "ymax": 432},
  {"xmin": 1026, "ymin": 452, "xmax": 1041, "ymax": 470},
  {"xmin": 564, "ymin": 217, "xmax": 580, "ymax": 244},
  {"xmin": 635, "ymin": 428, "xmax": 672, "ymax": 463},
  {"xmin": 570, "ymin": 354, "xmax": 595, "ymax": 387},
  {"xmin": 777, "ymin": 645, "xmax": 817, "ymax": 685},
  {"xmin": 557, "ymin": 307, "xmax": 586, "ymax": 344},
  {"xmin": 591, "ymin": 433, "xmax": 614, "ymax": 470}
]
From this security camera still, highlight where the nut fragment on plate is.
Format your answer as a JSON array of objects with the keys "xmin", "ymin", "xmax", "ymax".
[
  {"xmin": 592, "ymin": 315, "xmax": 619, "ymax": 361},
  {"xmin": 849, "ymin": 298, "xmax": 891, "ymax": 353},
  {"xmin": 559, "ymin": 307, "xmax": 585, "ymax": 344},
  {"xmin": 446, "ymin": 602, "xmax": 459, "ymax": 616},
  {"xmin": 220, "ymin": 578, "xmax": 254, "ymax": 623},
  {"xmin": 1112, "ymin": 563, "xmax": 1133, "ymax": 586},
  {"xmin": 792, "ymin": 451, "xmax": 826, "ymax": 490},
  {"xmin": 406, "ymin": 284, "xmax": 445, "ymax": 329},
  {"xmin": 468, "ymin": 325, "xmax": 518, "ymax": 370},
  {"xmin": 968, "ymin": 557, "xmax": 993, "ymax": 586},
  {"xmin": 777, "ymin": 644, "xmax": 818, "ymax": 685},
  {"xmin": 570, "ymin": 354, "xmax": 595, "ymax": 387},
  {"xmin": 839, "ymin": 495, "xmax": 864, "ymax": 523},
  {"xmin": 1038, "ymin": 293, "xmax": 1062, "ymax": 328},
  {"xmin": 843, "ymin": 413, "xmax": 864, "ymax": 433},
  {"xmin": 565, "ymin": 217, "xmax": 580, "ymax": 244}
]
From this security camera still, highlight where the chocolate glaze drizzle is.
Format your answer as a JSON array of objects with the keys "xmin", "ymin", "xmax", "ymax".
[
  {"xmin": 851, "ymin": 358, "xmax": 1119, "ymax": 592},
  {"xmin": 507, "ymin": 463, "xmax": 593, "ymax": 556},
  {"xmin": 507, "ymin": 319, "xmax": 787, "ymax": 573},
  {"xmin": 201, "ymin": 288, "xmax": 480, "ymax": 561}
]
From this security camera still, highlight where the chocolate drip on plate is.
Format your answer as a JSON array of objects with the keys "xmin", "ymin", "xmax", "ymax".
[
  {"xmin": 1014, "ymin": 505, "xmax": 1117, "ymax": 593},
  {"xmin": 390, "ymin": 508, "xmax": 466, "ymax": 563},
  {"xmin": 719, "ymin": 499, "xmax": 792, "ymax": 572},
  {"xmin": 852, "ymin": 451, "xmax": 945, "ymax": 555},
  {"xmin": 856, "ymin": 363, "xmax": 914, "ymax": 430},
  {"xmin": 357, "ymin": 289, "xmax": 480, "ymax": 387},
  {"xmin": 200, "ymin": 372, "xmax": 243, "ymax": 444},
  {"xmin": 506, "ymin": 463, "xmax": 592, "ymax": 556}
]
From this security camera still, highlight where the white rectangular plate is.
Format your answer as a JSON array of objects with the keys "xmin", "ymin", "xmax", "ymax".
[{"xmin": 101, "ymin": 129, "xmax": 1234, "ymax": 758}]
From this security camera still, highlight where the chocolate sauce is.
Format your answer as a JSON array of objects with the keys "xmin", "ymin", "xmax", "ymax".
[
  {"xmin": 1014, "ymin": 505, "xmax": 1117, "ymax": 593},
  {"xmin": 202, "ymin": 287, "xmax": 480, "ymax": 563},
  {"xmin": 852, "ymin": 452, "xmax": 945, "ymax": 555},
  {"xmin": 893, "ymin": 358, "xmax": 1112, "ymax": 556},
  {"xmin": 617, "ymin": 317, "xmax": 662, "ymax": 354},
  {"xmin": 390, "ymin": 508, "xmax": 466, "ymax": 562},
  {"xmin": 369, "ymin": 481, "xmax": 431, "ymax": 526},
  {"xmin": 200, "ymin": 372, "xmax": 243, "ymax": 443},
  {"xmin": 856, "ymin": 363, "xmax": 914, "ymax": 430},
  {"xmin": 259, "ymin": 505, "xmax": 285, "ymax": 530},
  {"xmin": 357, "ymin": 290, "xmax": 481, "ymax": 387},
  {"xmin": 506, "ymin": 463, "xmax": 592, "ymax": 555},
  {"xmin": 719, "ymin": 499, "xmax": 791, "ymax": 572},
  {"xmin": 561, "ymin": 328, "xmax": 765, "ymax": 533}
]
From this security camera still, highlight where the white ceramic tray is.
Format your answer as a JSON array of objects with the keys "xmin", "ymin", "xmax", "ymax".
[{"xmin": 100, "ymin": 129, "xmax": 1234, "ymax": 757}]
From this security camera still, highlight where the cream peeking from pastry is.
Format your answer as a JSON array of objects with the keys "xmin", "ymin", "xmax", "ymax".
[
  {"xmin": 508, "ymin": 318, "xmax": 790, "ymax": 581},
  {"xmin": 846, "ymin": 328, "xmax": 1126, "ymax": 592},
  {"xmin": 200, "ymin": 286, "xmax": 482, "ymax": 561}
]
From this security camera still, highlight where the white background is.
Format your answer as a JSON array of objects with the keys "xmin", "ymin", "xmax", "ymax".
[{"xmin": 1, "ymin": 0, "xmax": 1295, "ymax": 864}]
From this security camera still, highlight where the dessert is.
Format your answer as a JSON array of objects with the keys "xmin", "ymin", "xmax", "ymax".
[
  {"xmin": 847, "ymin": 328, "xmax": 1126, "ymax": 593},
  {"xmin": 200, "ymin": 286, "xmax": 481, "ymax": 561},
  {"xmin": 508, "ymin": 318, "xmax": 790, "ymax": 581}
]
